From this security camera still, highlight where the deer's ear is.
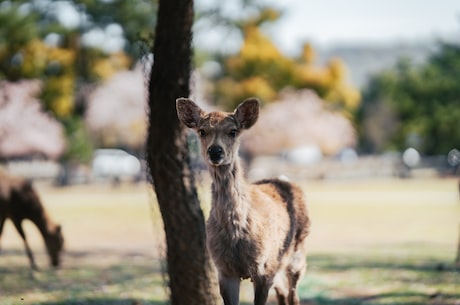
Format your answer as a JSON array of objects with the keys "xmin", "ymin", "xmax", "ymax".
[
  {"xmin": 234, "ymin": 98, "xmax": 259, "ymax": 129},
  {"xmin": 176, "ymin": 98, "xmax": 204, "ymax": 128}
]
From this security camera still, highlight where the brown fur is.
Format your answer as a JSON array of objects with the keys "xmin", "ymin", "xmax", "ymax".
[
  {"xmin": 0, "ymin": 171, "xmax": 64, "ymax": 269},
  {"xmin": 176, "ymin": 98, "xmax": 310, "ymax": 305}
]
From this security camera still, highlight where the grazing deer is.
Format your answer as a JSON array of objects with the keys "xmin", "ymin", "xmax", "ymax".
[
  {"xmin": 0, "ymin": 171, "xmax": 64, "ymax": 270},
  {"xmin": 176, "ymin": 98, "xmax": 310, "ymax": 305}
]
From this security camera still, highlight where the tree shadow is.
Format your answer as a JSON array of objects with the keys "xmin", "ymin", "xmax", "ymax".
[
  {"xmin": 34, "ymin": 298, "xmax": 165, "ymax": 305},
  {"xmin": 301, "ymin": 291, "xmax": 460, "ymax": 305},
  {"xmin": 310, "ymin": 252, "xmax": 459, "ymax": 273},
  {"xmin": 296, "ymin": 251, "xmax": 460, "ymax": 305},
  {"xmin": 4, "ymin": 249, "xmax": 459, "ymax": 305},
  {"xmin": 0, "ymin": 249, "xmax": 167, "ymax": 301}
]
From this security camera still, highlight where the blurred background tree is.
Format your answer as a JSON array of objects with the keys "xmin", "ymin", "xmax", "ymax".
[
  {"xmin": 199, "ymin": 5, "xmax": 360, "ymax": 115},
  {"xmin": 0, "ymin": 0, "xmax": 360, "ymax": 164},
  {"xmin": 358, "ymin": 40, "xmax": 460, "ymax": 155},
  {"xmin": 2, "ymin": 0, "xmax": 457, "ymax": 167},
  {"xmin": 0, "ymin": 80, "xmax": 65, "ymax": 160},
  {"xmin": 85, "ymin": 67, "xmax": 147, "ymax": 155},
  {"xmin": 0, "ymin": 0, "xmax": 157, "ymax": 166}
]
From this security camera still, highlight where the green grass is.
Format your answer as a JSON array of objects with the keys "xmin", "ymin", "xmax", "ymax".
[
  {"xmin": 0, "ymin": 255, "xmax": 166, "ymax": 305},
  {"xmin": 0, "ymin": 178, "xmax": 459, "ymax": 305},
  {"xmin": 301, "ymin": 247, "xmax": 459, "ymax": 305},
  {"xmin": 300, "ymin": 178, "xmax": 460, "ymax": 305}
]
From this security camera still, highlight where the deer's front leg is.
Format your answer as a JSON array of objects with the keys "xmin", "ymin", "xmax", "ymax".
[
  {"xmin": 13, "ymin": 220, "xmax": 38, "ymax": 270},
  {"xmin": 219, "ymin": 275, "xmax": 240, "ymax": 305},
  {"xmin": 253, "ymin": 275, "xmax": 274, "ymax": 305}
]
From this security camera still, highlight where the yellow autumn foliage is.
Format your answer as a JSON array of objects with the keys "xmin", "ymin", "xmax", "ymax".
[
  {"xmin": 256, "ymin": 8, "xmax": 281, "ymax": 24},
  {"xmin": 214, "ymin": 25, "xmax": 361, "ymax": 114},
  {"xmin": 21, "ymin": 39, "xmax": 48, "ymax": 76},
  {"xmin": 92, "ymin": 52, "xmax": 131, "ymax": 80},
  {"xmin": 52, "ymin": 95, "xmax": 74, "ymax": 117},
  {"xmin": 13, "ymin": 39, "xmax": 77, "ymax": 119},
  {"xmin": 327, "ymin": 58, "xmax": 346, "ymax": 84},
  {"xmin": 240, "ymin": 76, "xmax": 277, "ymax": 103},
  {"xmin": 226, "ymin": 26, "xmax": 292, "ymax": 83},
  {"xmin": 296, "ymin": 64, "xmax": 330, "ymax": 87},
  {"xmin": 240, "ymin": 26, "xmax": 282, "ymax": 62},
  {"xmin": 300, "ymin": 43, "xmax": 315, "ymax": 64},
  {"xmin": 48, "ymin": 47, "xmax": 75, "ymax": 67},
  {"xmin": 43, "ymin": 73, "xmax": 75, "ymax": 117},
  {"xmin": 2, "ymin": 37, "xmax": 132, "ymax": 119},
  {"xmin": 325, "ymin": 84, "xmax": 361, "ymax": 111}
]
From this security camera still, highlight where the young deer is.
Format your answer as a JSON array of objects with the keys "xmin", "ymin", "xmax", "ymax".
[
  {"xmin": 0, "ymin": 171, "xmax": 64, "ymax": 270},
  {"xmin": 176, "ymin": 98, "xmax": 310, "ymax": 305}
]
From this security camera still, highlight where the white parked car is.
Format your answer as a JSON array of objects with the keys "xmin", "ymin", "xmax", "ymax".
[{"xmin": 92, "ymin": 149, "xmax": 141, "ymax": 182}]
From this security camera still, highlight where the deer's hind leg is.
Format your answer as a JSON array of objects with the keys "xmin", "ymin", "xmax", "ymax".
[
  {"xmin": 274, "ymin": 259, "xmax": 306, "ymax": 305},
  {"xmin": 285, "ymin": 250, "xmax": 307, "ymax": 305},
  {"xmin": 274, "ymin": 271, "xmax": 289, "ymax": 305},
  {"xmin": 286, "ymin": 268, "xmax": 303, "ymax": 305},
  {"xmin": 13, "ymin": 220, "xmax": 38, "ymax": 270}
]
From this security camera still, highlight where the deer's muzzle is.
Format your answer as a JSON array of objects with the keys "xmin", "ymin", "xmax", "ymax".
[{"xmin": 208, "ymin": 145, "xmax": 224, "ymax": 165}]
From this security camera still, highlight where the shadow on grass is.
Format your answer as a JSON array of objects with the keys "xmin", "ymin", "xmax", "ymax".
[
  {"xmin": 3, "ymin": 248, "xmax": 460, "ymax": 305},
  {"xmin": 0, "ymin": 249, "xmax": 167, "ymax": 302},
  {"xmin": 302, "ymin": 291, "xmax": 460, "ymax": 305},
  {"xmin": 34, "ymin": 298, "xmax": 164, "ymax": 305},
  {"xmin": 297, "ymin": 251, "xmax": 460, "ymax": 305},
  {"xmin": 310, "ymin": 252, "xmax": 459, "ymax": 273}
]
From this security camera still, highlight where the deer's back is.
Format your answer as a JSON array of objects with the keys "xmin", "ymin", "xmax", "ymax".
[
  {"xmin": 251, "ymin": 178, "xmax": 310, "ymax": 248},
  {"xmin": 249, "ymin": 178, "xmax": 310, "ymax": 275},
  {"xmin": 0, "ymin": 172, "xmax": 42, "ymax": 221}
]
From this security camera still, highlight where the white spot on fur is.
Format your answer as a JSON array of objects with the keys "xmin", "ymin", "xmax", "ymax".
[{"xmin": 278, "ymin": 175, "xmax": 290, "ymax": 182}]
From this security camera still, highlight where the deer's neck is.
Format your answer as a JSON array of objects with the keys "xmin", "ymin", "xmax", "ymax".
[
  {"xmin": 209, "ymin": 159, "xmax": 249, "ymax": 240},
  {"xmin": 30, "ymin": 210, "xmax": 54, "ymax": 240}
]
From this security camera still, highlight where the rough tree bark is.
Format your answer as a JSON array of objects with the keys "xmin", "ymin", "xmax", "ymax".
[{"xmin": 146, "ymin": 0, "xmax": 218, "ymax": 304}]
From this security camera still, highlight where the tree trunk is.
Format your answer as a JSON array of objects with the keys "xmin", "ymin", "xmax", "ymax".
[
  {"xmin": 146, "ymin": 0, "xmax": 218, "ymax": 304},
  {"xmin": 457, "ymin": 179, "xmax": 460, "ymax": 267},
  {"xmin": 455, "ymin": 223, "xmax": 460, "ymax": 267}
]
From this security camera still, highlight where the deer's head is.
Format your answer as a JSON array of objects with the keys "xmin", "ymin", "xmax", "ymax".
[
  {"xmin": 176, "ymin": 98, "xmax": 259, "ymax": 167},
  {"xmin": 45, "ymin": 224, "xmax": 64, "ymax": 267}
]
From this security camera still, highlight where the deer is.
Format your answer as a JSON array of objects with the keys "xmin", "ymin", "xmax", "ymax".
[
  {"xmin": 176, "ymin": 97, "xmax": 310, "ymax": 305},
  {"xmin": 0, "ymin": 171, "xmax": 64, "ymax": 270}
]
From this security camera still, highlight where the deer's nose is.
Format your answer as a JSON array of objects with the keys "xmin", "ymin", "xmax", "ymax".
[{"xmin": 208, "ymin": 145, "xmax": 224, "ymax": 164}]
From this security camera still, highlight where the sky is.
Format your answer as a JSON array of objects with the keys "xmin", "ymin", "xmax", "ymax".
[
  {"xmin": 195, "ymin": 0, "xmax": 460, "ymax": 55},
  {"xmin": 56, "ymin": 0, "xmax": 460, "ymax": 55},
  {"xmin": 275, "ymin": 0, "xmax": 460, "ymax": 51}
]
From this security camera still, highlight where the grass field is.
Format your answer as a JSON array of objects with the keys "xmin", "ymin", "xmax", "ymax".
[{"xmin": 0, "ymin": 178, "xmax": 459, "ymax": 305}]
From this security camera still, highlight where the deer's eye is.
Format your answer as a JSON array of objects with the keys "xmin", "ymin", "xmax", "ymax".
[
  {"xmin": 198, "ymin": 129, "xmax": 206, "ymax": 137},
  {"xmin": 229, "ymin": 129, "xmax": 238, "ymax": 138}
]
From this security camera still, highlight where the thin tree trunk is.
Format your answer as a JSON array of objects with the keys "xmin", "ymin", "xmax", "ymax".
[
  {"xmin": 455, "ymin": 223, "xmax": 460, "ymax": 267},
  {"xmin": 146, "ymin": 0, "xmax": 218, "ymax": 304},
  {"xmin": 457, "ymin": 179, "xmax": 460, "ymax": 267}
]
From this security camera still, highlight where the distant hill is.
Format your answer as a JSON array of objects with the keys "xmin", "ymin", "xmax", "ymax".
[{"xmin": 316, "ymin": 41, "xmax": 436, "ymax": 88}]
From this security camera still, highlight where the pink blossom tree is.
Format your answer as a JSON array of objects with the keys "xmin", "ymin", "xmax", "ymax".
[
  {"xmin": 85, "ymin": 67, "xmax": 147, "ymax": 152},
  {"xmin": 0, "ymin": 80, "xmax": 65, "ymax": 159},
  {"xmin": 242, "ymin": 89, "xmax": 356, "ymax": 156}
]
